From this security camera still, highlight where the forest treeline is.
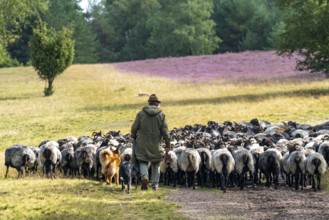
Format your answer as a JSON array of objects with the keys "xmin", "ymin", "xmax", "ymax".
[{"xmin": 1, "ymin": 0, "xmax": 329, "ymax": 75}]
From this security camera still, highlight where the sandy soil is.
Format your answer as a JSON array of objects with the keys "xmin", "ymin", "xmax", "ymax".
[{"xmin": 166, "ymin": 184, "xmax": 329, "ymax": 220}]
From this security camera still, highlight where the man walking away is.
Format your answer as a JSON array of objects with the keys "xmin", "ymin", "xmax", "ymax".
[{"xmin": 131, "ymin": 94, "xmax": 171, "ymax": 191}]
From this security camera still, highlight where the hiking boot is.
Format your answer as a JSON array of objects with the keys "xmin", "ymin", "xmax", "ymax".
[
  {"xmin": 152, "ymin": 185, "xmax": 158, "ymax": 191},
  {"xmin": 141, "ymin": 177, "xmax": 149, "ymax": 190}
]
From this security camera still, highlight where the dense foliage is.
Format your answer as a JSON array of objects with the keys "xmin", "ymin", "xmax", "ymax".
[
  {"xmin": 276, "ymin": 0, "xmax": 329, "ymax": 76},
  {"xmin": 0, "ymin": 0, "xmax": 328, "ymax": 76},
  {"xmin": 212, "ymin": 0, "xmax": 283, "ymax": 52},
  {"xmin": 29, "ymin": 21, "xmax": 74, "ymax": 96},
  {"xmin": 0, "ymin": 0, "xmax": 284, "ymax": 65},
  {"xmin": 42, "ymin": 0, "xmax": 98, "ymax": 64},
  {"xmin": 0, "ymin": 0, "xmax": 47, "ymax": 67}
]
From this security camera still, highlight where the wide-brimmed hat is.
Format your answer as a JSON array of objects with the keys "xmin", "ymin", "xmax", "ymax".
[{"xmin": 148, "ymin": 94, "xmax": 161, "ymax": 103}]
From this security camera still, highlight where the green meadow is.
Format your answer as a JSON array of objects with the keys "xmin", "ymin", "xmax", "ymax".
[{"xmin": 1, "ymin": 64, "xmax": 329, "ymax": 219}]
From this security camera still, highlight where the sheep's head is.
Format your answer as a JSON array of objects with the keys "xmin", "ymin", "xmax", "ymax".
[
  {"xmin": 185, "ymin": 140, "xmax": 194, "ymax": 148},
  {"xmin": 287, "ymin": 142, "xmax": 301, "ymax": 154}
]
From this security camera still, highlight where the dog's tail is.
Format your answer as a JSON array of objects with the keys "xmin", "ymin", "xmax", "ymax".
[{"xmin": 99, "ymin": 149, "xmax": 113, "ymax": 166}]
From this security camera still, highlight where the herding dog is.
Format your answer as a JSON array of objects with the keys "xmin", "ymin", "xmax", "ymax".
[
  {"xmin": 99, "ymin": 148, "xmax": 121, "ymax": 185},
  {"xmin": 120, "ymin": 154, "xmax": 132, "ymax": 193},
  {"xmin": 119, "ymin": 154, "xmax": 140, "ymax": 194}
]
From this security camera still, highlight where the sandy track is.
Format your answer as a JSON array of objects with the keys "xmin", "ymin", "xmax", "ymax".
[{"xmin": 166, "ymin": 184, "xmax": 329, "ymax": 220}]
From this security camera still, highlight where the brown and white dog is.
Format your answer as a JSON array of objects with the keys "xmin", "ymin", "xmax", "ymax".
[{"xmin": 99, "ymin": 148, "xmax": 121, "ymax": 185}]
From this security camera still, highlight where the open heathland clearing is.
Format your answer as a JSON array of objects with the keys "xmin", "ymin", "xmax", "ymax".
[{"xmin": 1, "ymin": 51, "xmax": 329, "ymax": 219}]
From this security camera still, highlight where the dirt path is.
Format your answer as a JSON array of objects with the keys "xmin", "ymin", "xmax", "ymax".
[{"xmin": 166, "ymin": 184, "xmax": 329, "ymax": 220}]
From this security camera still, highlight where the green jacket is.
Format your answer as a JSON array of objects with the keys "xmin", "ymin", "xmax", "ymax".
[{"xmin": 131, "ymin": 105, "xmax": 171, "ymax": 163}]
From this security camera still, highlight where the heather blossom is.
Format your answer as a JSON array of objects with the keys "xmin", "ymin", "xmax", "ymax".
[{"xmin": 115, "ymin": 51, "xmax": 326, "ymax": 83}]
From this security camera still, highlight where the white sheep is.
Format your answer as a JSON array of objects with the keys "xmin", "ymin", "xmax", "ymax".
[
  {"xmin": 233, "ymin": 148, "xmax": 254, "ymax": 190},
  {"xmin": 287, "ymin": 150, "xmax": 306, "ymax": 190},
  {"xmin": 249, "ymin": 145, "xmax": 264, "ymax": 184},
  {"xmin": 211, "ymin": 148, "xmax": 235, "ymax": 192},
  {"xmin": 306, "ymin": 152, "xmax": 327, "ymax": 191},
  {"xmin": 160, "ymin": 150, "xmax": 178, "ymax": 187},
  {"xmin": 281, "ymin": 151, "xmax": 292, "ymax": 186},
  {"xmin": 196, "ymin": 147, "xmax": 212, "ymax": 188},
  {"xmin": 120, "ymin": 147, "xmax": 132, "ymax": 161},
  {"xmin": 178, "ymin": 147, "xmax": 201, "ymax": 189},
  {"xmin": 39, "ymin": 141, "xmax": 62, "ymax": 178}
]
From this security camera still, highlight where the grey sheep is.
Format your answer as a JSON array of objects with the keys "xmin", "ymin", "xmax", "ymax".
[
  {"xmin": 60, "ymin": 146, "xmax": 75, "ymax": 176},
  {"xmin": 291, "ymin": 129, "xmax": 309, "ymax": 139},
  {"xmin": 306, "ymin": 152, "xmax": 327, "ymax": 191},
  {"xmin": 276, "ymin": 139, "xmax": 289, "ymax": 155},
  {"xmin": 178, "ymin": 146, "xmax": 201, "ymax": 189},
  {"xmin": 287, "ymin": 150, "xmax": 306, "ymax": 190},
  {"xmin": 233, "ymin": 148, "xmax": 254, "ymax": 190},
  {"xmin": 39, "ymin": 141, "xmax": 62, "ymax": 178},
  {"xmin": 75, "ymin": 144, "xmax": 97, "ymax": 178},
  {"xmin": 211, "ymin": 148, "xmax": 235, "ymax": 192},
  {"xmin": 259, "ymin": 149, "xmax": 281, "ymax": 189},
  {"xmin": 28, "ymin": 146, "xmax": 40, "ymax": 173},
  {"xmin": 5, "ymin": 144, "xmax": 36, "ymax": 178},
  {"xmin": 281, "ymin": 151, "xmax": 292, "ymax": 186},
  {"xmin": 249, "ymin": 145, "xmax": 264, "ymax": 184},
  {"xmin": 318, "ymin": 141, "xmax": 329, "ymax": 165}
]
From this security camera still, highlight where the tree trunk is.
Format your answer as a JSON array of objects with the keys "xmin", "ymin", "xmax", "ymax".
[{"xmin": 44, "ymin": 78, "xmax": 54, "ymax": 96}]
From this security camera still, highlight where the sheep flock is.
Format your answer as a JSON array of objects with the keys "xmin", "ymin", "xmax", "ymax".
[{"xmin": 4, "ymin": 119, "xmax": 329, "ymax": 192}]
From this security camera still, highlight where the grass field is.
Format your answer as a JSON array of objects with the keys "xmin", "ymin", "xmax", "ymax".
[
  {"xmin": 1, "ymin": 56, "xmax": 329, "ymax": 219},
  {"xmin": 1, "ymin": 64, "xmax": 329, "ymax": 151}
]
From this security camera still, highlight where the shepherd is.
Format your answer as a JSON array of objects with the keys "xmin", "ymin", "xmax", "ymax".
[{"xmin": 131, "ymin": 94, "xmax": 171, "ymax": 191}]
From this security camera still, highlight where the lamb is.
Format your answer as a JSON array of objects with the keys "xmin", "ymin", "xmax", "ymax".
[
  {"xmin": 287, "ymin": 150, "xmax": 306, "ymax": 190},
  {"xmin": 178, "ymin": 144, "xmax": 201, "ymax": 189},
  {"xmin": 39, "ymin": 141, "xmax": 62, "ymax": 178},
  {"xmin": 306, "ymin": 152, "xmax": 327, "ymax": 191},
  {"xmin": 196, "ymin": 147, "xmax": 212, "ymax": 187},
  {"xmin": 233, "ymin": 148, "xmax": 254, "ymax": 190},
  {"xmin": 4, "ymin": 144, "xmax": 36, "ymax": 178},
  {"xmin": 259, "ymin": 149, "xmax": 281, "ymax": 189},
  {"xmin": 211, "ymin": 148, "xmax": 235, "ymax": 192},
  {"xmin": 160, "ymin": 150, "xmax": 178, "ymax": 187},
  {"xmin": 318, "ymin": 141, "xmax": 329, "ymax": 165}
]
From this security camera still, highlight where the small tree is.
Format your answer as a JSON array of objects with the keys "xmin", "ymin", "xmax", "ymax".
[{"xmin": 29, "ymin": 21, "xmax": 74, "ymax": 96}]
